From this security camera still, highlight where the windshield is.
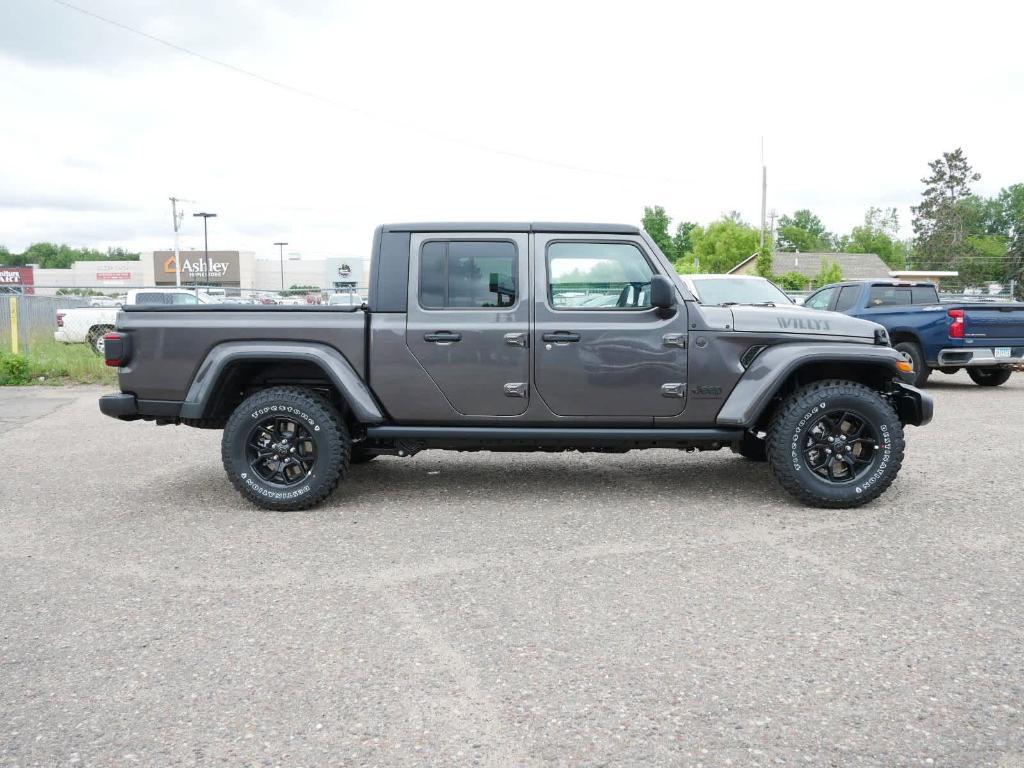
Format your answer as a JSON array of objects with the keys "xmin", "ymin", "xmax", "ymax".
[{"xmin": 691, "ymin": 277, "xmax": 793, "ymax": 306}]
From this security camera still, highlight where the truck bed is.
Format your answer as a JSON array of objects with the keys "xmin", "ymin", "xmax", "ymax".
[{"xmin": 116, "ymin": 305, "xmax": 366, "ymax": 401}]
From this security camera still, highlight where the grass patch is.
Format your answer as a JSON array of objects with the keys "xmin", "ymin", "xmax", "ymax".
[{"xmin": 23, "ymin": 340, "xmax": 117, "ymax": 385}]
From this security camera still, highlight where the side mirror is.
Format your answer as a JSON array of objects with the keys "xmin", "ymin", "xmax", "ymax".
[{"xmin": 650, "ymin": 275, "xmax": 677, "ymax": 310}]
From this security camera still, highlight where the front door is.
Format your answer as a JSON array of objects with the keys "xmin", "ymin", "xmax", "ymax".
[
  {"xmin": 406, "ymin": 232, "xmax": 530, "ymax": 416},
  {"xmin": 532, "ymin": 234, "xmax": 688, "ymax": 417}
]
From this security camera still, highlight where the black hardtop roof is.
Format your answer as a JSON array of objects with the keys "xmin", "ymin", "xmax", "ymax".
[{"xmin": 380, "ymin": 222, "xmax": 640, "ymax": 235}]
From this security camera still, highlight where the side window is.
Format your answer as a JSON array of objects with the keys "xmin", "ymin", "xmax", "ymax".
[
  {"xmin": 547, "ymin": 241, "xmax": 654, "ymax": 309},
  {"xmin": 804, "ymin": 287, "xmax": 836, "ymax": 310},
  {"xmin": 912, "ymin": 286, "xmax": 939, "ymax": 304},
  {"xmin": 834, "ymin": 286, "xmax": 860, "ymax": 312},
  {"xmin": 868, "ymin": 286, "xmax": 912, "ymax": 307},
  {"xmin": 171, "ymin": 293, "xmax": 199, "ymax": 305},
  {"xmin": 418, "ymin": 240, "xmax": 517, "ymax": 309}
]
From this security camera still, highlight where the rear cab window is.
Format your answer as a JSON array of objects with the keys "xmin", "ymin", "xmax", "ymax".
[{"xmin": 868, "ymin": 286, "xmax": 912, "ymax": 307}]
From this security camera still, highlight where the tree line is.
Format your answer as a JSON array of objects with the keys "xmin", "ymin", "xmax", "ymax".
[
  {"xmin": 642, "ymin": 148, "xmax": 1024, "ymax": 294},
  {"xmin": 0, "ymin": 243, "xmax": 141, "ymax": 269}
]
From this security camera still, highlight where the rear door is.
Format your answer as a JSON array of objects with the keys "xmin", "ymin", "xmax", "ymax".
[
  {"xmin": 405, "ymin": 232, "xmax": 530, "ymax": 416},
  {"xmin": 532, "ymin": 233, "xmax": 688, "ymax": 417}
]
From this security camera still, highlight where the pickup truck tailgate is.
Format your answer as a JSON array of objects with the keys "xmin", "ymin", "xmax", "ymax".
[{"xmin": 964, "ymin": 304, "xmax": 1024, "ymax": 340}]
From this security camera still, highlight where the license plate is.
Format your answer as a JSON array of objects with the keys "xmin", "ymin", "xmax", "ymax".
[{"xmin": 995, "ymin": 347, "xmax": 1011, "ymax": 358}]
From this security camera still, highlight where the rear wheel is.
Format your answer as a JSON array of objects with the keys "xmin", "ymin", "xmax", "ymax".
[
  {"xmin": 893, "ymin": 341, "xmax": 930, "ymax": 387},
  {"xmin": 221, "ymin": 386, "xmax": 349, "ymax": 511},
  {"xmin": 967, "ymin": 368, "xmax": 1012, "ymax": 387},
  {"xmin": 767, "ymin": 380, "xmax": 905, "ymax": 508},
  {"xmin": 88, "ymin": 325, "xmax": 114, "ymax": 356}
]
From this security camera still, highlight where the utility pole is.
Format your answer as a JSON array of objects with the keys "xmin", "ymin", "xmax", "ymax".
[
  {"xmin": 759, "ymin": 138, "xmax": 768, "ymax": 253},
  {"xmin": 274, "ymin": 242, "xmax": 288, "ymax": 292},
  {"xmin": 193, "ymin": 212, "xmax": 217, "ymax": 295},
  {"xmin": 169, "ymin": 197, "xmax": 190, "ymax": 288}
]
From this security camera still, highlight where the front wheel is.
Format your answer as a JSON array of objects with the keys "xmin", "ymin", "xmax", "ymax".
[
  {"xmin": 221, "ymin": 386, "xmax": 349, "ymax": 510},
  {"xmin": 893, "ymin": 341, "xmax": 930, "ymax": 387},
  {"xmin": 967, "ymin": 368, "xmax": 1012, "ymax": 387},
  {"xmin": 767, "ymin": 380, "xmax": 905, "ymax": 508}
]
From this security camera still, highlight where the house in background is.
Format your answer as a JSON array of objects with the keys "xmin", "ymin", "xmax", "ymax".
[{"xmin": 729, "ymin": 251, "xmax": 891, "ymax": 281}]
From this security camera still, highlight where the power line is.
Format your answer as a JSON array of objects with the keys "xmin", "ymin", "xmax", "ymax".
[{"xmin": 49, "ymin": 0, "xmax": 687, "ymax": 185}]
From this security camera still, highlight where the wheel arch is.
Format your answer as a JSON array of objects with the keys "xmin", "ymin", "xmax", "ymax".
[
  {"xmin": 716, "ymin": 343, "xmax": 908, "ymax": 430},
  {"xmin": 178, "ymin": 341, "xmax": 386, "ymax": 426}
]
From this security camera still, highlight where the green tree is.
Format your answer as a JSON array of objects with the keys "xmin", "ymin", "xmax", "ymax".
[
  {"xmin": 843, "ymin": 207, "xmax": 907, "ymax": 269},
  {"xmin": 777, "ymin": 271, "xmax": 810, "ymax": 291},
  {"xmin": 688, "ymin": 217, "xmax": 761, "ymax": 273},
  {"xmin": 0, "ymin": 245, "xmax": 10, "ymax": 264},
  {"xmin": 672, "ymin": 221, "xmax": 697, "ymax": 260},
  {"xmin": 911, "ymin": 148, "xmax": 981, "ymax": 269},
  {"xmin": 1008, "ymin": 219, "xmax": 1024, "ymax": 299},
  {"xmin": 755, "ymin": 245, "xmax": 774, "ymax": 278},
  {"xmin": 777, "ymin": 209, "xmax": 833, "ymax": 252},
  {"xmin": 642, "ymin": 205, "xmax": 676, "ymax": 260},
  {"xmin": 813, "ymin": 259, "xmax": 843, "ymax": 288}
]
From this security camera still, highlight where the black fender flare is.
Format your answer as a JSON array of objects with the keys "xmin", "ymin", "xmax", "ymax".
[
  {"xmin": 715, "ymin": 343, "xmax": 911, "ymax": 428},
  {"xmin": 178, "ymin": 341, "xmax": 385, "ymax": 423}
]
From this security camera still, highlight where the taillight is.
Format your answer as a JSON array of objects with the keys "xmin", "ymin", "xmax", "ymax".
[
  {"xmin": 103, "ymin": 331, "xmax": 130, "ymax": 367},
  {"xmin": 56, "ymin": 311, "xmax": 65, "ymax": 328},
  {"xmin": 948, "ymin": 308, "xmax": 965, "ymax": 339}
]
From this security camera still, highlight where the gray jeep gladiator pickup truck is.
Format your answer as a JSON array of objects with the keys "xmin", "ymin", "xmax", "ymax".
[{"xmin": 99, "ymin": 222, "xmax": 932, "ymax": 510}]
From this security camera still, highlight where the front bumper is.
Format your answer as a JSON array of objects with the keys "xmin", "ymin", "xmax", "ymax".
[
  {"xmin": 890, "ymin": 382, "xmax": 933, "ymax": 427},
  {"xmin": 936, "ymin": 346, "xmax": 1024, "ymax": 367},
  {"xmin": 98, "ymin": 393, "xmax": 139, "ymax": 420},
  {"xmin": 53, "ymin": 329, "xmax": 71, "ymax": 343}
]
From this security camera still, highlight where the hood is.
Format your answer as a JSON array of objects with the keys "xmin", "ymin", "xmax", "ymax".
[{"xmin": 729, "ymin": 304, "xmax": 882, "ymax": 340}]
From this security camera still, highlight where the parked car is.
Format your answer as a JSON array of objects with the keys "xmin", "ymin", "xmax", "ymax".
[
  {"xmin": 56, "ymin": 289, "xmax": 212, "ymax": 354},
  {"xmin": 681, "ymin": 274, "xmax": 794, "ymax": 307},
  {"xmin": 98, "ymin": 222, "xmax": 931, "ymax": 511},
  {"xmin": 803, "ymin": 279, "xmax": 1024, "ymax": 387}
]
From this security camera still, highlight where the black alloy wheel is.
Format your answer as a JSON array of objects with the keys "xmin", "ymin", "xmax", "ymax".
[
  {"xmin": 800, "ymin": 410, "xmax": 879, "ymax": 484},
  {"xmin": 247, "ymin": 415, "xmax": 318, "ymax": 486}
]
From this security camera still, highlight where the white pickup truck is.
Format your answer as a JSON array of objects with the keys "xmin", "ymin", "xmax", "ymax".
[{"xmin": 55, "ymin": 289, "xmax": 214, "ymax": 354}]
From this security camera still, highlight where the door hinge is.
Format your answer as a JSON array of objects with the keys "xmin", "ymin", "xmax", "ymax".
[
  {"xmin": 661, "ymin": 382, "xmax": 686, "ymax": 398},
  {"xmin": 504, "ymin": 382, "xmax": 528, "ymax": 398},
  {"xmin": 662, "ymin": 333, "xmax": 687, "ymax": 348},
  {"xmin": 504, "ymin": 332, "xmax": 528, "ymax": 347}
]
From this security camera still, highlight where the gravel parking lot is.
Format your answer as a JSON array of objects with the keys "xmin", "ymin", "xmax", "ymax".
[{"xmin": 2, "ymin": 374, "xmax": 1023, "ymax": 767}]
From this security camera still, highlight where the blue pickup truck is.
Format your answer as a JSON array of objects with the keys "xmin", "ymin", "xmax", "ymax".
[{"xmin": 803, "ymin": 280, "xmax": 1024, "ymax": 387}]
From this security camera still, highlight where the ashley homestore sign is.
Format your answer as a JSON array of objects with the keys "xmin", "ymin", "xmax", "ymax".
[{"xmin": 153, "ymin": 251, "xmax": 241, "ymax": 285}]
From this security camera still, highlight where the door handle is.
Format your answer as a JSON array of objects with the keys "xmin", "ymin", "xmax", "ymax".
[
  {"xmin": 424, "ymin": 331, "xmax": 462, "ymax": 343},
  {"xmin": 541, "ymin": 331, "xmax": 581, "ymax": 343},
  {"xmin": 504, "ymin": 332, "xmax": 528, "ymax": 347}
]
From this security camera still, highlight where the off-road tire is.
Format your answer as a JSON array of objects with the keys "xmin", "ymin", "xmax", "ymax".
[
  {"xmin": 88, "ymin": 325, "xmax": 114, "ymax": 356},
  {"xmin": 893, "ymin": 341, "xmax": 930, "ymax": 387},
  {"xmin": 733, "ymin": 430, "xmax": 767, "ymax": 461},
  {"xmin": 350, "ymin": 446, "xmax": 379, "ymax": 464},
  {"xmin": 221, "ymin": 386, "xmax": 349, "ymax": 511},
  {"xmin": 766, "ymin": 380, "xmax": 905, "ymax": 508},
  {"xmin": 967, "ymin": 368, "xmax": 1012, "ymax": 387}
]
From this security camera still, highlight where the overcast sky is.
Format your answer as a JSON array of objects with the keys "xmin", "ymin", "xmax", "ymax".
[{"xmin": 1, "ymin": 0, "xmax": 1022, "ymax": 260}]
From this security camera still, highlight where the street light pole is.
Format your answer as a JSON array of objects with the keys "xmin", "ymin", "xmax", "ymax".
[
  {"xmin": 274, "ymin": 242, "xmax": 288, "ymax": 292},
  {"xmin": 193, "ymin": 212, "xmax": 217, "ymax": 294}
]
